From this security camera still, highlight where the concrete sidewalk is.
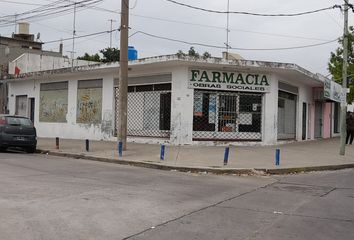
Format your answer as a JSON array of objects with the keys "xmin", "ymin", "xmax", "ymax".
[{"xmin": 37, "ymin": 138, "xmax": 354, "ymax": 174}]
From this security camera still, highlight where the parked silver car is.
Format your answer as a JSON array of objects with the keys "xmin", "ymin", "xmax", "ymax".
[{"xmin": 0, "ymin": 115, "xmax": 37, "ymax": 153}]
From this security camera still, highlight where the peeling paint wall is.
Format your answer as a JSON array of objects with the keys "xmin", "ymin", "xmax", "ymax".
[
  {"xmin": 39, "ymin": 82, "xmax": 68, "ymax": 122},
  {"xmin": 263, "ymin": 74, "xmax": 278, "ymax": 145},
  {"xmin": 170, "ymin": 66, "xmax": 194, "ymax": 145},
  {"xmin": 8, "ymin": 72, "xmax": 115, "ymax": 140},
  {"xmin": 77, "ymin": 87, "xmax": 102, "ymax": 124}
]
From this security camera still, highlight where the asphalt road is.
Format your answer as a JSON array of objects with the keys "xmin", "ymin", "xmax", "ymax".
[{"xmin": 0, "ymin": 151, "xmax": 354, "ymax": 240}]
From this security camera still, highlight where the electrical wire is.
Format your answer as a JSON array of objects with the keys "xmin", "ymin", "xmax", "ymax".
[
  {"xmin": 0, "ymin": 0, "xmax": 46, "ymax": 6},
  {"xmin": 129, "ymin": 13, "xmax": 332, "ymax": 41},
  {"xmin": 0, "ymin": 0, "xmax": 102, "ymax": 27},
  {"xmin": 44, "ymin": 28, "xmax": 119, "ymax": 44},
  {"xmin": 130, "ymin": 29, "xmax": 339, "ymax": 51},
  {"xmin": 165, "ymin": 0, "xmax": 342, "ymax": 17},
  {"xmin": 81, "ymin": 6, "xmax": 333, "ymax": 41},
  {"xmin": 42, "ymin": 26, "xmax": 339, "ymax": 51}
]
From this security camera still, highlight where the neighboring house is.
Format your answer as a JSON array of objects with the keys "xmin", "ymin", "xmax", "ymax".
[
  {"xmin": 5, "ymin": 54, "xmax": 343, "ymax": 145},
  {"xmin": 8, "ymin": 52, "xmax": 98, "ymax": 75},
  {"xmin": 0, "ymin": 22, "xmax": 63, "ymax": 113}
]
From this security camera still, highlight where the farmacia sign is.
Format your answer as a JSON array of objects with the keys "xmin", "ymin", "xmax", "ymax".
[{"xmin": 189, "ymin": 69, "xmax": 271, "ymax": 92}]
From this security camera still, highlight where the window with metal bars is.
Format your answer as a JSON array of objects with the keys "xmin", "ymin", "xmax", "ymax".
[
  {"xmin": 115, "ymin": 83, "xmax": 171, "ymax": 138},
  {"xmin": 193, "ymin": 90, "xmax": 262, "ymax": 141}
]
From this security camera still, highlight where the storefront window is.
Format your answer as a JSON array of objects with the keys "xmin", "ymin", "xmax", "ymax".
[{"xmin": 193, "ymin": 90, "xmax": 262, "ymax": 140}]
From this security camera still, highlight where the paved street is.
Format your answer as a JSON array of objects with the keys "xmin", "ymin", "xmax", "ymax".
[{"xmin": 0, "ymin": 151, "xmax": 354, "ymax": 240}]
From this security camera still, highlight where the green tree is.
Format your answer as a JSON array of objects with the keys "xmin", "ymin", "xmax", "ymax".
[
  {"xmin": 202, "ymin": 51, "xmax": 212, "ymax": 60},
  {"xmin": 176, "ymin": 47, "xmax": 212, "ymax": 59},
  {"xmin": 176, "ymin": 50, "xmax": 186, "ymax": 58},
  {"xmin": 77, "ymin": 53, "xmax": 101, "ymax": 62},
  {"xmin": 328, "ymin": 26, "xmax": 354, "ymax": 103},
  {"xmin": 188, "ymin": 47, "xmax": 199, "ymax": 58},
  {"xmin": 100, "ymin": 47, "xmax": 120, "ymax": 62}
]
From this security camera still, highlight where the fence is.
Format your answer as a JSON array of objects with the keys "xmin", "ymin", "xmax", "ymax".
[{"xmin": 115, "ymin": 83, "xmax": 171, "ymax": 138}]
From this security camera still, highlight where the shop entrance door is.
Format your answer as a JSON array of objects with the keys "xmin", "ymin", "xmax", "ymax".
[
  {"xmin": 217, "ymin": 93, "xmax": 239, "ymax": 137},
  {"xmin": 277, "ymin": 91, "xmax": 297, "ymax": 139},
  {"xmin": 315, "ymin": 102, "xmax": 323, "ymax": 138},
  {"xmin": 159, "ymin": 92, "xmax": 171, "ymax": 131},
  {"xmin": 29, "ymin": 98, "xmax": 35, "ymax": 123},
  {"xmin": 15, "ymin": 95, "xmax": 28, "ymax": 117},
  {"xmin": 302, "ymin": 102, "xmax": 307, "ymax": 140}
]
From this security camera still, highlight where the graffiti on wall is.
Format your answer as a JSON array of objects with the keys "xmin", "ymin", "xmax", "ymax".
[
  {"xmin": 76, "ymin": 88, "xmax": 102, "ymax": 124},
  {"xmin": 39, "ymin": 90, "xmax": 68, "ymax": 122}
]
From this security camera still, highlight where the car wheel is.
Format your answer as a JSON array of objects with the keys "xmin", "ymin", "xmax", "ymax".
[
  {"xmin": 0, "ymin": 147, "xmax": 6, "ymax": 152},
  {"xmin": 25, "ymin": 147, "xmax": 36, "ymax": 153}
]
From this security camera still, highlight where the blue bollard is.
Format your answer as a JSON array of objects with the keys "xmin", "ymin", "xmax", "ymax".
[
  {"xmin": 118, "ymin": 141, "xmax": 123, "ymax": 158},
  {"xmin": 224, "ymin": 147, "xmax": 230, "ymax": 165},
  {"xmin": 275, "ymin": 148, "xmax": 280, "ymax": 166},
  {"xmin": 160, "ymin": 144, "xmax": 165, "ymax": 161}
]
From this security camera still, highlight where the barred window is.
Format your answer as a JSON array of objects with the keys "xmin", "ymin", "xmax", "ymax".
[
  {"xmin": 193, "ymin": 90, "xmax": 262, "ymax": 141},
  {"xmin": 115, "ymin": 83, "xmax": 171, "ymax": 138}
]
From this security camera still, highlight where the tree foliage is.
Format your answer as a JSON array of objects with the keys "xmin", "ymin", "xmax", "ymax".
[
  {"xmin": 77, "ymin": 47, "xmax": 120, "ymax": 63},
  {"xmin": 100, "ymin": 47, "xmax": 120, "ymax": 63},
  {"xmin": 328, "ymin": 26, "xmax": 354, "ymax": 103},
  {"xmin": 77, "ymin": 53, "xmax": 101, "ymax": 62},
  {"xmin": 176, "ymin": 47, "xmax": 211, "ymax": 59}
]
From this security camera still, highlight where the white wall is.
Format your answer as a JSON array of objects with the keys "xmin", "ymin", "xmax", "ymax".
[
  {"xmin": 8, "ymin": 72, "xmax": 115, "ymax": 140},
  {"xmin": 170, "ymin": 66, "xmax": 194, "ymax": 145},
  {"xmin": 276, "ymin": 77, "xmax": 315, "ymax": 142},
  {"xmin": 262, "ymin": 74, "xmax": 278, "ymax": 145},
  {"xmin": 9, "ymin": 53, "xmax": 97, "ymax": 74},
  {"xmin": 7, "ymin": 63, "xmax": 324, "ymax": 145}
]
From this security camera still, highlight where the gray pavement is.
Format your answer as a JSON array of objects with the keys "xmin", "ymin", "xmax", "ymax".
[
  {"xmin": 0, "ymin": 152, "xmax": 353, "ymax": 240},
  {"xmin": 37, "ymin": 138, "xmax": 354, "ymax": 173}
]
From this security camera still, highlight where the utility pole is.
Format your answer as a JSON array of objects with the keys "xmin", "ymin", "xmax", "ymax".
[
  {"xmin": 118, "ymin": 0, "xmax": 129, "ymax": 150},
  {"xmin": 71, "ymin": 1, "xmax": 77, "ymax": 69},
  {"xmin": 108, "ymin": 19, "xmax": 117, "ymax": 48},
  {"xmin": 14, "ymin": 14, "xmax": 17, "ymax": 34},
  {"xmin": 340, "ymin": 0, "xmax": 349, "ymax": 155},
  {"xmin": 225, "ymin": 0, "xmax": 230, "ymax": 60}
]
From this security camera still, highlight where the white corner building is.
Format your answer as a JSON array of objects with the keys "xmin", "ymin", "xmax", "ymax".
[{"xmin": 5, "ymin": 54, "xmax": 343, "ymax": 145}]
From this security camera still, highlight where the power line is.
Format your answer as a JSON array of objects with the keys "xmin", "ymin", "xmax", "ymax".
[
  {"xmin": 130, "ymin": 13, "xmax": 332, "ymax": 41},
  {"xmin": 43, "ymin": 28, "xmax": 119, "ymax": 44},
  {"xmin": 0, "ymin": 0, "xmax": 46, "ymax": 6},
  {"xmin": 165, "ymin": 0, "xmax": 342, "ymax": 17},
  {"xmin": 76, "ymin": 2, "xmax": 334, "ymax": 41},
  {"xmin": 130, "ymin": 29, "xmax": 339, "ymax": 51},
  {"xmin": 43, "ymin": 27, "xmax": 339, "ymax": 51},
  {"xmin": 0, "ymin": 0, "xmax": 102, "ymax": 27}
]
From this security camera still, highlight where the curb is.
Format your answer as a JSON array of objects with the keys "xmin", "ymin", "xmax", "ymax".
[
  {"xmin": 37, "ymin": 149, "xmax": 354, "ymax": 175},
  {"xmin": 256, "ymin": 164, "xmax": 354, "ymax": 175}
]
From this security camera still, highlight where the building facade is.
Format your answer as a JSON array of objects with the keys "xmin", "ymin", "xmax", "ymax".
[
  {"xmin": 6, "ymin": 55, "xmax": 342, "ymax": 145},
  {"xmin": 0, "ymin": 22, "xmax": 63, "ymax": 114}
]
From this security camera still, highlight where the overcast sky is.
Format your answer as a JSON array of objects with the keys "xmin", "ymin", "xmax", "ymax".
[{"xmin": 1, "ymin": 0, "xmax": 352, "ymax": 75}]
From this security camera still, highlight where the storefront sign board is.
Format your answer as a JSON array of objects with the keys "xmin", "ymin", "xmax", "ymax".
[{"xmin": 189, "ymin": 69, "xmax": 271, "ymax": 93}]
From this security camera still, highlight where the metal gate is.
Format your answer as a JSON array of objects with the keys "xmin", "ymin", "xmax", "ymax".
[
  {"xmin": 193, "ymin": 90, "xmax": 262, "ymax": 141},
  {"xmin": 115, "ymin": 84, "xmax": 171, "ymax": 138}
]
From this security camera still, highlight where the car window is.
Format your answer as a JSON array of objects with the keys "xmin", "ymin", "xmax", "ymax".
[{"xmin": 5, "ymin": 117, "xmax": 33, "ymax": 126}]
